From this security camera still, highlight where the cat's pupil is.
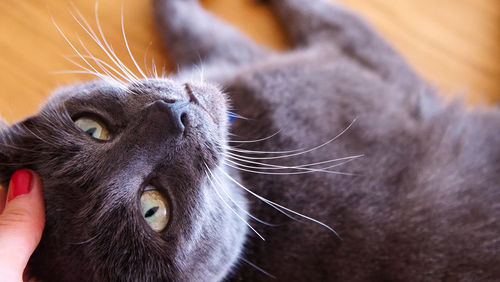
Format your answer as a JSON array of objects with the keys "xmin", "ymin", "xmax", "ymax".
[
  {"xmin": 85, "ymin": 128, "xmax": 97, "ymax": 136},
  {"xmin": 145, "ymin": 206, "xmax": 159, "ymax": 218}
]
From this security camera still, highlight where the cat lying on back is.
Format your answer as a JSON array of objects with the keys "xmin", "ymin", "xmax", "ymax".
[{"xmin": 0, "ymin": 0, "xmax": 499, "ymax": 281}]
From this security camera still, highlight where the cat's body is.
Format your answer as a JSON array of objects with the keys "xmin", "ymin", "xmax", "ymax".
[
  {"xmin": 0, "ymin": 0, "xmax": 499, "ymax": 281},
  {"xmin": 225, "ymin": 49, "xmax": 500, "ymax": 281},
  {"xmin": 215, "ymin": 31, "xmax": 500, "ymax": 282}
]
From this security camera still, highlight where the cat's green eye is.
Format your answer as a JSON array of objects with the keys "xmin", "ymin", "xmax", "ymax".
[
  {"xmin": 140, "ymin": 190, "xmax": 169, "ymax": 232},
  {"xmin": 74, "ymin": 117, "xmax": 110, "ymax": 141}
]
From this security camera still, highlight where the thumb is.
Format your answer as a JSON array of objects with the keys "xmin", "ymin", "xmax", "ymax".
[{"xmin": 0, "ymin": 170, "xmax": 45, "ymax": 282}]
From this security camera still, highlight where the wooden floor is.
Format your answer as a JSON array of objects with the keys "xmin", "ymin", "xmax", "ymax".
[{"xmin": 0, "ymin": 0, "xmax": 499, "ymax": 123}]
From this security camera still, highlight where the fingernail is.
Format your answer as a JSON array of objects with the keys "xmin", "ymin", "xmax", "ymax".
[{"xmin": 7, "ymin": 169, "xmax": 33, "ymax": 201}]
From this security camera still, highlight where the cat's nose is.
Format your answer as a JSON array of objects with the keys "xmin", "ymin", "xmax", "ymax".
[{"xmin": 151, "ymin": 99, "xmax": 189, "ymax": 134}]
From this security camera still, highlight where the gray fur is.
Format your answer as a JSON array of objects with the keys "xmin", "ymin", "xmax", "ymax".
[
  {"xmin": 0, "ymin": 0, "xmax": 499, "ymax": 281},
  {"xmin": 0, "ymin": 118, "xmax": 6, "ymax": 130}
]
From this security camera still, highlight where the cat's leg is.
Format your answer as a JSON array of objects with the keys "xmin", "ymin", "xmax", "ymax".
[
  {"xmin": 153, "ymin": 0, "xmax": 270, "ymax": 70},
  {"xmin": 268, "ymin": 0, "xmax": 424, "ymax": 92}
]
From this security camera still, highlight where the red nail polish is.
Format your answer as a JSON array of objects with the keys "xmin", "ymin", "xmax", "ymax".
[{"xmin": 7, "ymin": 169, "xmax": 33, "ymax": 201}]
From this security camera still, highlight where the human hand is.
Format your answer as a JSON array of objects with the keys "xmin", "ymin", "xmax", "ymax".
[{"xmin": 0, "ymin": 170, "xmax": 45, "ymax": 282}]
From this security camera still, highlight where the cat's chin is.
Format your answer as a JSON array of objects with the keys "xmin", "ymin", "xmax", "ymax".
[{"xmin": 170, "ymin": 164, "xmax": 249, "ymax": 281}]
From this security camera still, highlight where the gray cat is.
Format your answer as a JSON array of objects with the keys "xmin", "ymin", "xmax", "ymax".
[{"xmin": 1, "ymin": 0, "xmax": 499, "ymax": 281}]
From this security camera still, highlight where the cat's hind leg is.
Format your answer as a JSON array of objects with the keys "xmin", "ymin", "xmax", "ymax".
[
  {"xmin": 154, "ymin": 0, "xmax": 270, "ymax": 71},
  {"xmin": 268, "ymin": 0, "xmax": 424, "ymax": 93}
]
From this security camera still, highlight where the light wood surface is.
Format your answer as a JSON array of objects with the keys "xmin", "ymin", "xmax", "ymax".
[{"xmin": 0, "ymin": 0, "xmax": 499, "ymax": 124}]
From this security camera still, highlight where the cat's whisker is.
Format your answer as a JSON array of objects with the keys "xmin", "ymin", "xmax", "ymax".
[
  {"xmin": 68, "ymin": 6, "xmax": 137, "ymax": 84},
  {"xmin": 224, "ymin": 153, "xmax": 361, "ymax": 172},
  {"xmin": 221, "ymin": 145, "xmax": 305, "ymax": 155},
  {"xmin": 209, "ymin": 168, "xmax": 279, "ymax": 227},
  {"xmin": 188, "ymin": 69, "xmax": 195, "ymax": 86},
  {"xmin": 193, "ymin": 54, "xmax": 205, "ymax": 84},
  {"xmin": 120, "ymin": 6, "xmax": 148, "ymax": 80},
  {"xmin": 152, "ymin": 58, "xmax": 158, "ymax": 78},
  {"xmin": 225, "ymin": 151, "xmax": 363, "ymax": 167},
  {"xmin": 218, "ymin": 168, "xmax": 341, "ymax": 239},
  {"xmin": 41, "ymin": 109, "xmax": 79, "ymax": 133},
  {"xmin": 204, "ymin": 164, "xmax": 265, "ymax": 240},
  {"xmin": 200, "ymin": 64, "xmax": 205, "ymax": 84},
  {"xmin": 176, "ymin": 63, "xmax": 181, "ymax": 75},
  {"xmin": 161, "ymin": 65, "xmax": 167, "ymax": 77},
  {"xmin": 53, "ymin": 70, "xmax": 127, "ymax": 89},
  {"xmin": 19, "ymin": 124, "xmax": 59, "ymax": 148},
  {"xmin": 192, "ymin": 61, "xmax": 206, "ymax": 84},
  {"xmin": 0, "ymin": 141, "xmax": 55, "ymax": 154},
  {"xmin": 227, "ymin": 129, "xmax": 282, "ymax": 144},
  {"xmin": 92, "ymin": 2, "xmax": 141, "ymax": 83},
  {"xmin": 223, "ymin": 160, "xmax": 356, "ymax": 176},
  {"xmin": 240, "ymin": 258, "xmax": 276, "ymax": 280},
  {"xmin": 75, "ymin": 39, "xmax": 131, "ymax": 83},
  {"xmin": 143, "ymin": 41, "xmax": 154, "ymax": 77},
  {"xmin": 55, "ymin": 68, "xmax": 105, "ymax": 80},
  {"xmin": 68, "ymin": 2, "xmax": 138, "ymax": 83},
  {"xmin": 226, "ymin": 119, "xmax": 357, "ymax": 161},
  {"xmin": 69, "ymin": 233, "xmax": 100, "ymax": 245},
  {"xmin": 1, "ymin": 111, "xmax": 70, "ymax": 154},
  {"xmin": 226, "ymin": 111, "xmax": 250, "ymax": 121},
  {"xmin": 219, "ymin": 169, "xmax": 300, "ymax": 222},
  {"xmin": 75, "ymin": 37, "xmax": 117, "ymax": 80},
  {"xmin": 59, "ymin": 57, "xmax": 126, "ymax": 89},
  {"xmin": 51, "ymin": 17, "xmax": 118, "ymax": 86}
]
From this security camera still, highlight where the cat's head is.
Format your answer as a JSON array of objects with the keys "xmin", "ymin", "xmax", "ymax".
[{"xmin": 0, "ymin": 78, "xmax": 247, "ymax": 281}]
